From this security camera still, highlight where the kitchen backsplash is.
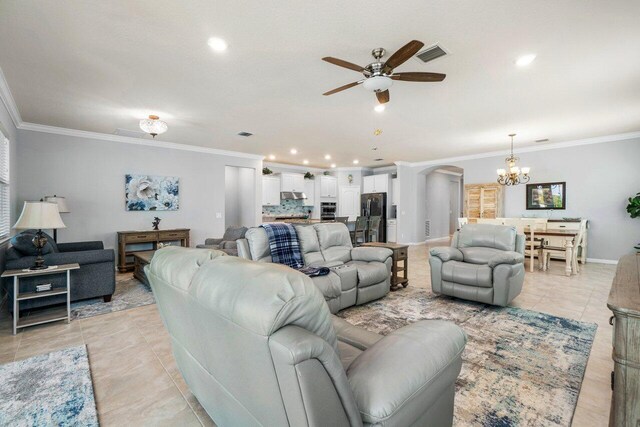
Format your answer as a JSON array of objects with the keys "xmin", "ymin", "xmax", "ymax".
[{"xmin": 263, "ymin": 199, "xmax": 313, "ymax": 216}]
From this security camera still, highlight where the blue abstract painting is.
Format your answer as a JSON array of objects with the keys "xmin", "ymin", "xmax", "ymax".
[{"xmin": 125, "ymin": 174, "xmax": 179, "ymax": 211}]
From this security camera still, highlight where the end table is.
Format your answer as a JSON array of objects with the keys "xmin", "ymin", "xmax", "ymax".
[
  {"xmin": 361, "ymin": 242, "xmax": 409, "ymax": 291},
  {"xmin": 1, "ymin": 263, "xmax": 80, "ymax": 334}
]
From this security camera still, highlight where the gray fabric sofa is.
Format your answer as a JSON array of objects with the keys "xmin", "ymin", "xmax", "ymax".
[
  {"xmin": 4, "ymin": 230, "xmax": 116, "ymax": 313},
  {"xmin": 196, "ymin": 226, "xmax": 248, "ymax": 256},
  {"xmin": 146, "ymin": 246, "xmax": 467, "ymax": 426},
  {"xmin": 237, "ymin": 223, "xmax": 393, "ymax": 313},
  {"xmin": 429, "ymin": 223, "xmax": 525, "ymax": 307}
]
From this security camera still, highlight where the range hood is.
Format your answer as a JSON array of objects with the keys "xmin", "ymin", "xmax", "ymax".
[{"xmin": 280, "ymin": 191, "xmax": 307, "ymax": 200}]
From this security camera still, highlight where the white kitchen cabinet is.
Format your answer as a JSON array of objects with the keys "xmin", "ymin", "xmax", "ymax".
[
  {"xmin": 320, "ymin": 175, "xmax": 337, "ymax": 198},
  {"xmin": 262, "ymin": 176, "xmax": 281, "ymax": 206},
  {"xmin": 363, "ymin": 174, "xmax": 389, "ymax": 194},
  {"xmin": 392, "ymin": 178, "xmax": 399, "ymax": 205},
  {"xmin": 339, "ymin": 186, "xmax": 361, "ymax": 220},
  {"xmin": 303, "ymin": 179, "xmax": 315, "ymax": 206},
  {"xmin": 280, "ymin": 173, "xmax": 305, "ymax": 192}
]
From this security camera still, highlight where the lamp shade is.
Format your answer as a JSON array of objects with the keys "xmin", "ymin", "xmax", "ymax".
[
  {"xmin": 44, "ymin": 195, "xmax": 70, "ymax": 213},
  {"xmin": 13, "ymin": 201, "xmax": 67, "ymax": 230}
]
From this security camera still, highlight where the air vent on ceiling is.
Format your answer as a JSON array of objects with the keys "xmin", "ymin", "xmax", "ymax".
[
  {"xmin": 415, "ymin": 44, "xmax": 448, "ymax": 64},
  {"xmin": 237, "ymin": 131, "xmax": 253, "ymax": 137},
  {"xmin": 374, "ymin": 158, "xmax": 384, "ymax": 162},
  {"xmin": 535, "ymin": 138, "xmax": 549, "ymax": 143}
]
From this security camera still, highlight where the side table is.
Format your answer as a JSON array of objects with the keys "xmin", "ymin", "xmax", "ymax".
[
  {"xmin": 1, "ymin": 263, "xmax": 80, "ymax": 334},
  {"xmin": 361, "ymin": 242, "xmax": 409, "ymax": 291}
]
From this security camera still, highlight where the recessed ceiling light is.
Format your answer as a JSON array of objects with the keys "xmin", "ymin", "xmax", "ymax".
[
  {"xmin": 330, "ymin": 163, "xmax": 336, "ymax": 168},
  {"xmin": 207, "ymin": 37, "xmax": 228, "ymax": 52},
  {"xmin": 324, "ymin": 154, "xmax": 331, "ymax": 160},
  {"xmin": 374, "ymin": 104, "xmax": 385, "ymax": 113},
  {"xmin": 268, "ymin": 154, "xmax": 276, "ymax": 160},
  {"xmin": 353, "ymin": 159, "xmax": 359, "ymax": 164},
  {"xmin": 515, "ymin": 54, "xmax": 536, "ymax": 67},
  {"xmin": 303, "ymin": 159, "xmax": 309, "ymax": 165},
  {"xmin": 290, "ymin": 148, "xmax": 297, "ymax": 155}
]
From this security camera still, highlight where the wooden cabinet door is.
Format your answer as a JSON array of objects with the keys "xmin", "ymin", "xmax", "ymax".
[
  {"xmin": 464, "ymin": 185, "xmax": 482, "ymax": 219},
  {"xmin": 480, "ymin": 187, "xmax": 499, "ymax": 218},
  {"xmin": 464, "ymin": 183, "xmax": 503, "ymax": 219},
  {"xmin": 262, "ymin": 176, "xmax": 280, "ymax": 206}
]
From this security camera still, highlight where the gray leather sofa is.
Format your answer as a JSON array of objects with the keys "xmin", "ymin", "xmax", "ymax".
[
  {"xmin": 146, "ymin": 247, "xmax": 467, "ymax": 426},
  {"xmin": 237, "ymin": 223, "xmax": 392, "ymax": 313},
  {"xmin": 429, "ymin": 223, "xmax": 525, "ymax": 307}
]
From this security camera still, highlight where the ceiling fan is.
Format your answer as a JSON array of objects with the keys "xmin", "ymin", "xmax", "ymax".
[{"xmin": 322, "ymin": 40, "xmax": 446, "ymax": 104}]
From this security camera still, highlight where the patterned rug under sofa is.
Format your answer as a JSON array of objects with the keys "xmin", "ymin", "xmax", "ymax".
[
  {"xmin": 0, "ymin": 345, "xmax": 98, "ymax": 426},
  {"xmin": 338, "ymin": 287, "xmax": 597, "ymax": 427}
]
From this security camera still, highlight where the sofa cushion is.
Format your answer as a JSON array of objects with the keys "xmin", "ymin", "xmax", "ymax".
[
  {"xmin": 459, "ymin": 247, "xmax": 504, "ymax": 265},
  {"xmin": 311, "ymin": 271, "xmax": 342, "ymax": 300},
  {"xmin": 442, "ymin": 260, "xmax": 492, "ymax": 288},
  {"xmin": 347, "ymin": 261, "xmax": 389, "ymax": 288},
  {"xmin": 315, "ymin": 223, "xmax": 353, "ymax": 263},
  {"xmin": 10, "ymin": 230, "xmax": 56, "ymax": 256},
  {"xmin": 245, "ymin": 227, "xmax": 272, "ymax": 262},
  {"xmin": 294, "ymin": 224, "xmax": 324, "ymax": 266},
  {"xmin": 457, "ymin": 224, "xmax": 516, "ymax": 251}
]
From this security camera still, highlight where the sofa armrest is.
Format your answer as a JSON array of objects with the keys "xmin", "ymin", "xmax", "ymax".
[
  {"xmin": 236, "ymin": 239, "xmax": 251, "ymax": 259},
  {"xmin": 488, "ymin": 251, "xmax": 524, "ymax": 268},
  {"xmin": 221, "ymin": 241, "xmax": 237, "ymax": 250},
  {"xmin": 350, "ymin": 247, "xmax": 392, "ymax": 263},
  {"xmin": 57, "ymin": 241, "xmax": 104, "ymax": 252},
  {"xmin": 429, "ymin": 246, "xmax": 463, "ymax": 262},
  {"xmin": 204, "ymin": 238, "xmax": 223, "ymax": 246},
  {"xmin": 5, "ymin": 249, "xmax": 115, "ymax": 270},
  {"xmin": 347, "ymin": 321, "xmax": 466, "ymax": 425},
  {"xmin": 332, "ymin": 316, "xmax": 382, "ymax": 351}
]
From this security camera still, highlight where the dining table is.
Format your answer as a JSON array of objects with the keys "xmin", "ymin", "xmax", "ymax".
[{"xmin": 524, "ymin": 229, "xmax": 580, "ymax": 276}]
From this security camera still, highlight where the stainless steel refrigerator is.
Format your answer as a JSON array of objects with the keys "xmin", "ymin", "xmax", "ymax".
[{"xmin": 361, "ymin": 192, "xmax": 387, "ymax": 242}]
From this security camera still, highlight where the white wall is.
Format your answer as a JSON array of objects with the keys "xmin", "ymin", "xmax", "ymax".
[
  {"xmin": 398, "ymin": 138, "xmax": 640, "ymax": 261},
  {"xmin": 424, "ymin": 171, "xmax": 461, "ymax": 240},
  {"xmin": 224, "ymin": 166, "xmax": 240, "ymax": 227},
  {"xmin": 16, "ymin": 129, "xmax": 262, "ymax": 250}
]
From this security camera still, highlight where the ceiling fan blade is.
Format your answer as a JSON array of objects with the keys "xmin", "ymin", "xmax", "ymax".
[
  {"xmin": 391, "ymin": 72, "xmax": 446, "ymax": 82},
  {"xmin": 376, "ymin": 90, "xmax": 390, "ymax": 104},
  {"xmin": 323, "ymin": 80, "xmax": 363, "ymax": 96},
  {"xmin": 383, "ymin": 40, "xmax": 424, "ymax": 72},
  {"xmin": 322, "ymin": 57, "xmax": 365, "ymax": 72}
]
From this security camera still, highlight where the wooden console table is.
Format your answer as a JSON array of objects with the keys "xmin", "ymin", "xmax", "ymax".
[
  {"xmin": 117, "ymin": 229, "xmax": 189, "ymax": 272},
  {"xmin": 607, "ymin": 253, "xmax": 640, "ymax": 426},
  {"xmin": 361, "ymin": 242, "xmax": 409, "ymax": 291}
]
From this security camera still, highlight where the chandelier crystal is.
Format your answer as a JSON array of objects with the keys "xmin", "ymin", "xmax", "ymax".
[
  {"xmin": 139, "ymin": 115, "xmax": 168, "ymax": 138},
  {"xmin": 496, "ymin": 133, "xmax": 530, "ymax": 186}
]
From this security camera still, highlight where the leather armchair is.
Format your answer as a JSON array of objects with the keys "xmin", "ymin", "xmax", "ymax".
[
  {"xmin": 196, "ymin": 226, "xmax": 248, "ymax": 256},
  {"xmin": 146, "ymin": 246, "xmax": 467, "ymax": 426},
  {"xmin": 429, "ymin": 224, "xmax": 525, "ymax": 307}
]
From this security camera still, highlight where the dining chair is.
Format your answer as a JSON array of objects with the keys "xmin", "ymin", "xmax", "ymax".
[
  {"xmin": 508, "ymin": 219, "xmax": 545, "ymax": 272},
  {"xmin": 335, "ymin": 216, "xmax": 349, "ymax": 225},
  {"xmin": 542, "ymin": 220, "xmax": 586, "ymax": 273},
  {"xmin": 457, "ymin": 217, "xmax": 468, "ymax": 230},
  {"xmin": 368, "ymin": 216, "xmax": 381, "ymax": 243},
  {"xmin": 353, "ymin": 216, "xmax": 368, "ymax": 246}
]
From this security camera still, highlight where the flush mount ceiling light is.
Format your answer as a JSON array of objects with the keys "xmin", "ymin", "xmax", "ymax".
[
  {"xmin": 324, "ymin": 154, "xmax": 331, "ymax": 160},
  {"xmin": 139, "ymin": 115, "xmax": 168, "ymax": 138},
  {"xmin": 290, "ymin": 148, "xmax": 298, "ymax": 155},
  {"xmin": 374, "ymin": 104, "xmax": 385, "ymax": 113},
  {"xmin": 268, "ymin": 154, "xmax": 276, "ymax": 160},
  {"xmin": 330, "ymin": 163, "xmax": 337, "ymax": 168},
  {"xmin": 207, "ymin": 37, "xmax": 228, "ymax": 52},
  {"xmin": 303, "ymin": 160, "xmax": 309, "ymax": 165},
  {"xmin": 353, "ymin": 160, "xmax": 359, "ymax": 164},
  {"xmin": 496, "ymin": 133, "xmax": 531, "ymax": 186},
  {"xmin": 516, "ymin": 54, "xmax": 536, "ymax": 67}
]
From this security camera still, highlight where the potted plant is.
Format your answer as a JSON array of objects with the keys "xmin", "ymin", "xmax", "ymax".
[
  {"xmin": 262, "ymin": 167, "xmax": 273, "ymax": 175},
  {"xmin": 627, "ymin": 192, "xmax": 640, "ymax": 250},
  {"xmin": 304, "ymin": 172, "xmax": 314, "ymax": 180}
]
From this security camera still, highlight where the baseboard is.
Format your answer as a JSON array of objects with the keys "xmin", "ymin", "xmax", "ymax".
[
  {"xmin": 425, "ymin": 237, "xmax": 450, "ymax": 243},
  {"xmin": 586, "ymin": 258, "xmax": 619, "ymax": 265}
]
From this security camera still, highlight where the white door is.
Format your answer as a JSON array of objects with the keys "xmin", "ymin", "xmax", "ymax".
[
  {"xmin": 374, "ymin": 174, "xmax": 389, "ymax": 193},
  {"xmin": 262, "ymin": 176, "xmax": 280, "ymax": 206},
  {"xmin": 321, "ymin": 176, "xmax": 337, "ymax": 197},
  {"xmin": 339, "ymin": 186, "xmax": 361, "ymax": 220},
  {"xmin": 292, "ymin": 175, "xmax": 305, "ymax": 192}
]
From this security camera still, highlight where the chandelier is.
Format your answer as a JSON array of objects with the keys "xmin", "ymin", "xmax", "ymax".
[
  {"xmin": 496, "ymin": 133, "xmax": 530, "ymax": 186},
  {"xmin": 139, "ymin": 115, "xmax": 168, "ymax": 138}
]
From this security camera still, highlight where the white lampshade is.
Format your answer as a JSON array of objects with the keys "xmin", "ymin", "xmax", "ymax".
[
  {"xmin": 363, "ymin": 76, "xmax": 393, "ymax": 92},
  {"xmin": 139, "ymin": 115, "xmax": 168, "ymax": 137},
  {"xmin": 44, "ymin": 195, "xmax": 70, "ymax": 213},
  {"xmin": 13, "ymin": 201, "xmax": 67, "ymax": 230}
]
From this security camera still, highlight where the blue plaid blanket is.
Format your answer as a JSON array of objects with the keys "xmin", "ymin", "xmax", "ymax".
[{"xmin": 261, "ymin": 223, "xmax": 304, "ymax": 269}]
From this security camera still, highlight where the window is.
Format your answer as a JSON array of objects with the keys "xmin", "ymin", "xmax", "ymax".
[{"xmin": 0, "ymin": 130, "xmax": 9, "ymax": 240}]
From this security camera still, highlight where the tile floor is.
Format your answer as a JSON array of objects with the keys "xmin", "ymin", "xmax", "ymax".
[{"xmin": 0, "ymin": 243, "xmax": 616, "ymax": 426}]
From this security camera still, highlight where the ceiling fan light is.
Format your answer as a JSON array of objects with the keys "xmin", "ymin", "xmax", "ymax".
[
  {"xmin": 363, "ymin": 76, "xmax": 393, "ymax": 92},
  {"xmin": 139, "ymin": 115, "xmax": 168, "ymax": 137}
]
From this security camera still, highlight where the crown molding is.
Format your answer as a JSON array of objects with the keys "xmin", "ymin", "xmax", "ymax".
[
  {"xmin": 370, "ymin": 165, "xmax": 397, "ymax": 173},
  {"xmin": 264, "ymin": 162, "xmax": 326, "ymax": 172},
  {"xmin": 0, "ymin": 66, "xmax": 22, "ymax": 128},
  {"xmin": 395, "ymin": 131, "xmax": 640, "ymax": 168},
  {"xmin": 434, "ymin": 169, "xmax": 463, "ymax": 177},
  {"xmin": 18, "ymin": 122, "xmax": 265, "ymax": 160}
]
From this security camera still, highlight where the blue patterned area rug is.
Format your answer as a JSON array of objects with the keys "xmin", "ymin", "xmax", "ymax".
[
  {"xmin": 338, "ymin": 287, "xmax": 597, "ymax": 427},
  {"xmin": 0, "ymin": 345, "xmax": 98, "ymax": 426},
  {"xmin": 71, "ymin": 274, "xmax": 155, "ymax": 319}
]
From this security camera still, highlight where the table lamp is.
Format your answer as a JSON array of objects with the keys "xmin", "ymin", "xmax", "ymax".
[
  {"xmin": 13, "ymin": 201, "xmax": 66, "ymax": 270},
  {"xmin": 44, "ymin": 195, "xmax": 70, "ymax": 242}
]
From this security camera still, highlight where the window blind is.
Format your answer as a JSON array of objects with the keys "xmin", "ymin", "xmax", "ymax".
[{"xmin": 0, "ymin": 131, "xmax": 10, "ymax": 240}]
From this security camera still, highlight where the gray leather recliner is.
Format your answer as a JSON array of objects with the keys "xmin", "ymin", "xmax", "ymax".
[
  {"xmin": 146, "ymin": 246, "xmax": 467, "ymax": 427},
  {"xmin": 237, "ymin": 223, "xmax": 393, "ymax": 312},
  {"xmin": 429, "ymin": 224, "xmax": 525, "ymax": 307}
]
